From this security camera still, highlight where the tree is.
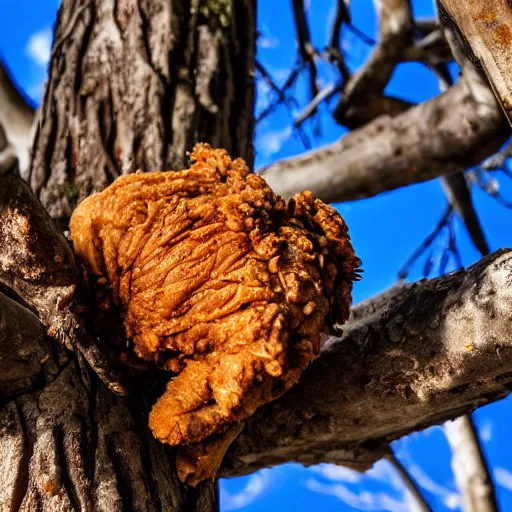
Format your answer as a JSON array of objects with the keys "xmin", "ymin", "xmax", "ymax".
[{"xmin": 1, "ymin": 0, "xmax": 512, "ymax": 510}]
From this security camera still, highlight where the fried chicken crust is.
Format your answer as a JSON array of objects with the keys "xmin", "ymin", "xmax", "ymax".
[{"xmin": 69, "ymin": 144, "xmax": 360, "ymax": 484}]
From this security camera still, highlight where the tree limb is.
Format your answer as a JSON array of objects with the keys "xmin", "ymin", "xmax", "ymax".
[
  {"xmin": 334, "ymin": 0, "xmax": 414, "ymax": 122},
  {"xmin": 222, "ymin": 249, "xmax": 512, "ymax": 476},
  {"xmin": 385, "ymin": 452, "xmax": 433, "ymax": 512},
  {"xmin": 260, "ymin": 63, "xmax": 508, "ymax": 203},
  {"xmin": 291, "ymin": 0, "xmax": 319, "ymax": 100},
  {"xmin": 441, "ymin": 173, "xmax": 490, "ymax": 256},
  {"xmin": 438, "ymin": 0, "xmax": 512, "ymax": 125},
  {"xmin": 0, "ymin": 292, "xmax": 60, "ymax": 398},
  {"xmin": 0, "ymin": 59, "xmax": 36, "ymax": 176},
  {"xmin": 445, "ymin": 415, "xmax": 499, "ymax": 512}
]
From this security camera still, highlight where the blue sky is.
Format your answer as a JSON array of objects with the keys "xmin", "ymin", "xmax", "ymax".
[{"xmin": 2, "ymin": 0, "xmax": 512, "ymax": 510}]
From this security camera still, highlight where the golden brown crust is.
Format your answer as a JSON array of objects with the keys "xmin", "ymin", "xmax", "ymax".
[{"xmin": 69, "ymin": 143, "xmax": 360, "ymax": 484}]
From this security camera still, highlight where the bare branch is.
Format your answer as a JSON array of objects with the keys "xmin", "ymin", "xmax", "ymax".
[
  {"xmin": 439, "ymin": 0, "xmax": 512, "ymax": 124},
  {"xmin": 0, "ymin": 59, "xmax": 36, "ymax": 176},
  {"xmin": 334, "ymin": 0, "xmax": 414, "ymax": 122},
  {"xmin": 341, "ymin": 94, "xmax": 412, "ymax": 130},
  {"xmin": 385, "ymin": 452, "xmax": 433, "ymax": 512},
  {"xmin": 325, "ymin": 0, "xmax": 351, "ymax": 81},
  {"xmin": 480, "ymin": 139, "xmax": 512, "ymax": 171},
  {"xmin": 261, "ymin": 63, "xmax": 508, "ymax": 203},
  {"xmin": 294, "ymin": 84, "xmax": 337, "ymax": 127},
  {"xmin": 441, "ymin": 173, "xmax": 490, "ymax": 256},
  {"xmin": 223, "ymin": 250, "xmax": 512, "ymax": 476},
  {"xmin": 445, "ymin": 415, "xmax": 498, "ymax": 512},
  {"xmin": 328, "ymin": 0, "xmax": 350, "ymax": 50},
  {"xmin": 397, "ymin": 204, "xmax": 453, "ymax": 279},
  {"xmin": 291, "ymin": 0, "xmax": 319, "ymax": 100}
]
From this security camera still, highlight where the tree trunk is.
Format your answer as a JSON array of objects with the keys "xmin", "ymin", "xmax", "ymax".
[
  {"xmin": 29, "ymin": 0, "xmax": 256, "ymax": 227},
  {"xmin": 1, "ymin": 0, "xmax": 256, "ymax": 510}
]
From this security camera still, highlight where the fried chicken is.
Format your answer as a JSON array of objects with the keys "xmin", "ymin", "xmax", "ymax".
[{"xmin": 69, "ymin": 144, "xmax": 360, "ymax": 484}]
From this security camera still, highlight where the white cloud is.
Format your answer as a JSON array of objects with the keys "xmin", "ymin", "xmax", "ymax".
[
  {"xmin": 27, "ymin": 81, "xmax": 46, "ymax": 100},
  {"xmin": 220, "ymin": 469, "xmax": 272, "ymax": 510},
  {"xmin": 479, "ymin": 421, "xmax": 493, "ymax": 443},
  {"xmin": 306, "ymin": 460, "xmax": 430, "ymax": 512},
  {"xmin": 256, "ymin": 125, "xmax": 292, "ymax": 158},
  {"xmin": 408, "ymin": 464, "xmax": 461, "ymax": 510},
  {"xmin": 305, "ymin": 478, "xmax": 410, "ymax": 512},
  {"xmin": 495, "ymin": 467, "xmax": 512, "ymax": 491},
  {"xmin": 26, "ymin": 28, "xmax": 52, "ymax": 67},
  {"xmin": 258, "ymin": 36, "xmax": 279, "ymax": 49},
  {"xmin": 367, "ymin": 459, "xmax": 404, "ymax": 490},
  {"xmin": 311, "ymin": 463, "xmax": 362, "ymax": 483}
]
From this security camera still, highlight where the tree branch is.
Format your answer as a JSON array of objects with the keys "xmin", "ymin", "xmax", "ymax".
[
  {"xmin": 291, "ymin": 0, "xmax": 319, "ymax": 100},
  {"xmin": 334, "ymin": 0, "xmax": 414, "ymax": 122},
  {"xmin": 438, "ymin": 0, "xmax": 512, "ymax": 125},
  {"xmin": 0, "ymin": 292, "xmax": 60, "ymax": 398},
  {"xmin": 445, "ymin": 415, "xmax": 498, "ymax": 512},
  {"xmin": 385, "ymin": 452, "xmax": 433, "ymax": 512},
  {"xmin": 0, "ymin": 59, "xmax": 36, "ymax": 176},
  {"xmin": 260, "ymin": 62, "xmax": 508, "ymax": 203},
  {"xmin": 222, "ymin": 249, "xmax": 512, "ymax": 476}
]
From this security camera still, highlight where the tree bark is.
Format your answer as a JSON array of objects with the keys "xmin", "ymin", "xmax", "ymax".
[
  {"xmin": 3, "ymin": 1, "xmax": 512, "ymax": 511},
  {"xmin": 438, "ymin": 0, "xmax": 512, "ymax": 124},
  {"xmin": 222, "ymin": 250, "xmax": 512, "ymax": 477},
  {"xmin": 1, "ymin": 0, "xmax": 256, "ymax": 510},
  {"xmin": 261, "ymin": 61, "xmax": 509, "ymax": 203},
  {"xmin": 29, "ymin": 0, "xmax": 256, "ymax": 227},
  {"xmin": 445, "ymin": 415, "xmax": 498, "ymax": 512}
]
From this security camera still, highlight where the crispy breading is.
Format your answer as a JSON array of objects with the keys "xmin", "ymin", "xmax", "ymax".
[{"xmin": 69, "ymin": 144, "xmax": 360, "ymax": 484}]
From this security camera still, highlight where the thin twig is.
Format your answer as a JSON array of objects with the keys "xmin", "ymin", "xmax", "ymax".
[
  {"xmin": 480, "ymin": 139, "xmax": 512, "ymax": 171},
  {"xmin": 291, "ymin": 0, "xmax": 319, "ymax": 100},
  {"xmin": 470, "ymin": 169, "xmax": 512, "ymax": 209},
  {"xmin": 385, "ymin": 452, "xmax": 433, "ymax": 512},
  {"xmin": 294, "ymin": 83, "xmax": 337, "ymax": 127},
  {"xmin": 255, "ymin": 60, "xmax": 303, "ymax": 123},
  {"xmin": 346, "ymin": 23, "xmax": 376, "ymax": 45},
  {"xmin": 398, "ymin": 204, "xmax": 453, "ymax": 280},
  {"xmin": 326, "ymin": 0, "xmax": 351, "ymax": 81}
]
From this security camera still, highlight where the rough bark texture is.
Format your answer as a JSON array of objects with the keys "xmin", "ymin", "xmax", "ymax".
[
  {"xmin": 261, "ymin": 63, "xmax": 509, "ymax": 203},
  {"xmin": 29, "ymin": 0, "xmax": 256, "ymax": 227},
  {"xmin": 0, "ymin": 362, "xmax": 220, "ymax": 512},
  {"xmin": 2, "ymin": 0, "xmax": 512, "ymax": 510},
  {"xmin": 439, "ymin": 0, "xmax": 512, "ymax": 124},
  {"xmin": 0, "ymin": 152, "xmax": 219, "ymax": 511},
  {"xmin": 222, "ymin": 250, "xmax": 512, "ymax": 476},
  {"xmin": 1, "ymin": 0, "xmax": 256, "ymax": 510},
  {"xmin": 5, "ymin": 230, "xmax": 512, "ymax": 509}
]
